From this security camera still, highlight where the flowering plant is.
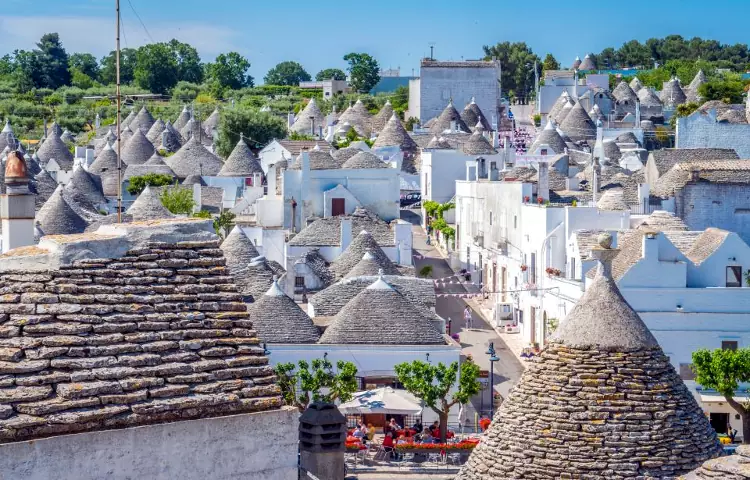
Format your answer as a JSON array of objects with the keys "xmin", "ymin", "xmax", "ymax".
[
  {"xmin": 520, "ymin": 264, "xmax": 528, "ymax": 272},
  {"xmin": 545, "ymin": 267, "xmax": 561, "ymax": 277},
  {"xmin": 523, "ymin": 196, "xmax": 530, "ymax": 203},
  {"xmin": 479, "ymin": 417, "xmax": 491, "ymax": 431},
  {"xmin": 394, "ymin": 441, "xmax": 478, "ymax": 451},
  {"xmin": 537, "ymin": 197, "xmax": 544, "ymax": 205}
]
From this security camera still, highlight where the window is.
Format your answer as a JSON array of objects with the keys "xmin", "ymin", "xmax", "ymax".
[
  {"xmin": 514, "ymin": 215, "xmax": 517, "ymax": 229},
  {"xmin": 570, "ymin": 257, "xmax": 576, "ymax": 280},
  {"xmin": 540, "ymin": 148, "xmax": 548, "ymax": 156},
  {"xmin": 295, "ymin": 276, "xmax": 305, "ymax": 288},
  {"xmin": 722, "ymin": 340, "xmax": 739, "ymax": 351},
  {"xmin": 530, "ymin": 253, "xmax": 536, "ymax": 285},
  {"xmin": 489, "ymin": 211, "xmax": 493, "ymax": 226},
  {"xmin": 726, "ymin": 266, "xmax": 742, "ymax": 288}
]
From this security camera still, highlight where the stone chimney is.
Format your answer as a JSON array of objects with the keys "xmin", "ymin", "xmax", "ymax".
[
  {"xmin": 0, "ymin": 151, "xmax": 35, "ymax": 253},
  {"xmin": 642, "ymin": 230, "xmax": 659, "ymax": 262},
  {"xmin": 340, "ymin": 218, "xmax": 353, "ymax": 251},
  {"xmin": 537, "ymin": 161, "xmax": 550, "ymax": 202}
]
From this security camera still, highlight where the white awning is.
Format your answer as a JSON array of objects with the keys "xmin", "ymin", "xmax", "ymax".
[{"xmin": 338, "ymin": 387, "xmax": 423, "ymax": 415}]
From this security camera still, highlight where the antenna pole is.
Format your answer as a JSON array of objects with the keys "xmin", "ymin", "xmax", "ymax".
[{"xmin": 116, "ymin": 0, "xmax": 122, "ymax": 222}]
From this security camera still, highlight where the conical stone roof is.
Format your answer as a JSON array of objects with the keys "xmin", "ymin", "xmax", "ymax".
[
  {"xmin": 65, "ymin": 165, "xmax": 106, "ymax": 206},
  {"xmin": 119, "ymin": 125, "xmax": 134, "ymax": 145},
  {"xmin": 629, "ymin": 77, "xmax": 644, "ymax": 92},
  {"xmin": 577, "ymin": 54, "xmax": 596, "ymax": 71},
  {"xmin": 638, "ymin": 87, "xmax": 663, "ymax": 108},
  {"xmin": 344, "ymin": 251, "xmax": 399, "ymax": 279},
  {"xmin": 245, "ymin": 279, "xmax": 320, "ymax": 344},
  {"xmin": 596, "ymin": 188, "xmax": 629, "ymax": 211},
  {"xmin": 371, "ymin": 100, "xmax": 394, "ymax": 134},
  {"xmin": 218, "ymin": 137, "xmax": 264, "ymax": 177},
  {"xmin": 166, "ymin": 136, "xmax": 224, "ymax": 178},
  {"xmin": 547, "ymin": 92, "xmax": 571, "ymax": 122},
  {"xmin": 290, "ymin": 98, "xmax": 325, "ymax": 135},
  {"xmin": 60, "ymin": 130, "xmax": 75, "ymax": 143},
  {"xmin": 202, "ymin": 108, "xmax": 220, "ymax": 137},
  {"xmin": 180, "ymin": 118, "xmax": 212, "ymax": 146},
  {"xmin": 120, "ymin": 110, "xmax": 136, "ymax": 129},
  {"xmin": 686, "ymin": 70, "xmax": 707, "ymax": 104},
  {"xmin": 588, "ymin": 104, "xmax": 604, "ymax": 122},
  {"xmin": 461, "ymin": 97, "xmax": 492, "ymax": 132},
  {"xmin": 373, "ymin": 113, "xmax": 418, "ymax": 151},
  {"xmin": 558, "ymin": 102, "xmax": 596, "ymax": 142},
  {"xmin": 429, "ymin": 100, "xmax": 470, "ymax": 134},
  {"xmin": 571, "ymin": 56, "xmax": 581, "ymax": 70},
  {"xmin": 159, "ymin": 121, "xmax": 183, "ymax": 153},
  {"xmin": 461, "ymin": 129, "xmax": 497, "ymax": 155},
  {"xmin": 121, "ymin": 128, "xmax": 155, "ymax": 165},
  {"xmin": 37, "ymin": 186, "xmax": 88, "ymax": 235},
  {"xmin": 530, "ymin": 120, "xmax": 567, "ymax": 154},
  {"xmin": 31, "ymin": 169, "xmax": 59, "ymax": 209},
  {"xmin": 555, "ymin": 99, "xmax": 574, "ymax": 124},
  {"xmin": 318, "ymin": 276, "xmax": 444, "ymax": 345},
  {"xmin": 126, "ymin": 186, "xmax": 174, "ymax": 220},
  {"xmin": 660, "ymin": 78, "xmax": 687, "ymax": 107},
  {"xmin": 221, "ymin": 225, "xmax": 261, "ymax": 271},
  {"xmin": 144, "ymin": 152, "xmax": 167, "ymax": 166},
  {"xmin": 457, "ymin": 238, "xmax": 721, "ymax": 480},
  {"xmin": 174, "ymin": 106, "xmax": 191, "ymax": 131},
  {"xmin": 36, "ymin": 131, "xmax": 74, "ymax": 170},
  {"xmin": 612, "ymin": 81, "xmax": 638, "ymax": 103},
  {"xmin": 94, "ymin": 129, "xmax": 116, "ymax": 157},
  {"xmin": 129, "ymin": 106, "xmax": 155, "ymax": 133},
  {"xmin": 330, "ymin": 230, "xmax": 401, "ymax": 279},
  {"xmin": 337, "ymin": 100, "xmax": 373, "ymax": 138},
  {"xmin": 182, "ymin": 174, "xmax": 207, "ymax": 186},
  {"xmin": 48, "ymin": 121, "xmax": 63, "ymax": 138},
  {"xmin": 0, "ymin": 120, "xmax": 16, "ymax": 153},
  {"xmin": 88, "ymin": 143, "xmax": 120, "ymax": 196},
  {"xmin": 146, "ymin": 118, "xmax": 166, "ymax": 145},
  {"xmin": 342, "ymin": 151, "xmax": 388, "ymax": 169},
  {"xmin": 425, "ymin": 136, "xmax": 452, "ymax": 149}
]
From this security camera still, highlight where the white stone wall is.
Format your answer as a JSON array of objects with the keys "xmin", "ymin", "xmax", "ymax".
[
  {"xmin": 0, "ymin": 408, "xmax": 299, "ymax": 480},
  {"xmin": 676, "ymin": 111, "xmax": 750, "ymax": 158},
  {"xmin": 419, "ymin": 66, "xmax": 500, "ymax": 125},
  {"xmin": 676, "ymin": 183, "xmax": 750, "ymax": 245}
]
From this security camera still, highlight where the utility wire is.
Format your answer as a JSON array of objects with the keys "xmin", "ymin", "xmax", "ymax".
[{"xmin": 126, "ymin": 0, "xmax": 155, "ymax": 43}]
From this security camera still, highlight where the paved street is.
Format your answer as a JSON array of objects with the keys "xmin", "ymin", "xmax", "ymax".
[{"xmin": 403, "ymin": 211, "xmax": 524, "ymax": 418}]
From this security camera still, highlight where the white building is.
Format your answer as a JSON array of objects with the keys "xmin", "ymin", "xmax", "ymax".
[
  {"xmin": 408, "ymin": 59, "xmax": 502, "ymax": 125},
  {"xmin": 455, "ymin": 174, "xmax": 750, "ymax": 373}
]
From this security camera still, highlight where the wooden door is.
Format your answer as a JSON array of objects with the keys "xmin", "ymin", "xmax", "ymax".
[{"xmin": 332, "ymin": 198, "xmax": 345, "ymax": 216}]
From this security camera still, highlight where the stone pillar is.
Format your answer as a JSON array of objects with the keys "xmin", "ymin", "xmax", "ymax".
[
  {"xmin": 299, "ymin": 403, "xmax": 346, "ymax": 480},
  {"xmin": 1, "ymin": 151, "xmax": 34, "ymax": 253}
]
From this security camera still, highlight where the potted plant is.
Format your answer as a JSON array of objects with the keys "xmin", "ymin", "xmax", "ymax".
[
  {"xmin": 523, "ymin": 196, "xmax": 530, "ymax": 203},
  {"xmin": 479, "ymin": 417, "xmax": 491, "ymax": 431},
  {"xmin": 520, "ymin": 264, "xmax": 528, "ymax": 272},
  {"xmin": 537, "ymin": 197, "xmax": 544, "ymax": 205}
]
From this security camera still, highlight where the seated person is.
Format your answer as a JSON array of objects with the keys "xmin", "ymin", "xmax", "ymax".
[
  {"xmin": 420, "ymin": 428, "xmax": 435, "ymax": 444},
  {"xmin": 366, "ymin": 423, "xmax": 375, "ymax": 441},
  {"xmin": 413, "ymin": 420, "xmax": 423, "ymax": 433},
  {"xmin": 352, "ymin": 427, "xmax": 365, "ymax": 439},
  {"xmin": 389, "ymin": 418, "xmax": 402, "ymax": 431}
]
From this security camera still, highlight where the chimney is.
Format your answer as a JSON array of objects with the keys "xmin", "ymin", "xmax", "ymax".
[
  {"xmin": 340, "ymin": 218, "xmax": 353, "ymax": 251},
  {"xmin": 450, "ymin": 120, "xmax": 456, "ymax": 133},
  {"xmin": 162, "ymin": 130, "xmax": 168, "ymax": 148},
  {"xmin": 642, "ymin": 231, "xmax": 659, "ymax": 262},
  {"xmin": 310, "ymin": 116, "xmax": 315, "ymax": 137},
  {"xmin": 301, "ymin": 151, "xmax": 311, "ymax": 173},
  {"xmin": 637, "ymin": 183, "xmax": 650, "ymax": 209},
  {"xmin": 537, "ymin": 162, "xmax": 550, "ymax": 202},
  {"xmin": 192, "ymin": 183, "xmax": 202, "ymax": 214},
  {"xmin": 0, "ymin": 151, "xmax": 35, "ymax": 253},
  {"xmin": 95, "ymin": 114, "xmax": 101, "ymax": 129},
  {"xmin": 267, "ymin": 164, "xmax": 277, "ymax": 197},
  {"xmin": 635, "ymin": 99, "xmax": 641, "ymax": 125}
]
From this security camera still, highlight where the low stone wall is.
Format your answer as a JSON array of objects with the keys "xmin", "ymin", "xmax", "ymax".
[{"xmin": 0, "ymin": 407, "xmax": 299, "ymax": 480}]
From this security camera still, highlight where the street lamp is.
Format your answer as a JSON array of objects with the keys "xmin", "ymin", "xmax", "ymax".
[{"xmin": 486, "ymin": 342, "xmax": 499, "ymax": 419}]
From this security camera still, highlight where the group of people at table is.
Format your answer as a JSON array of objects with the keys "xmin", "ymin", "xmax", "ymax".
[{"xmin": 347, "ymin": 418, "xmax": 453, "ymax": 450}]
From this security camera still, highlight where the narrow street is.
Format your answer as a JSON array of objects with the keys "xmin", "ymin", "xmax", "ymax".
[{"xmin": 403, "ymin": 211, "xmax": 524, "ymax": 419}]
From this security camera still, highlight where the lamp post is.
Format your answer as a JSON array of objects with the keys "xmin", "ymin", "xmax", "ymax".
[{"xmin": 486, "ymin": 342, "xmax": 499, "ymax": 419}]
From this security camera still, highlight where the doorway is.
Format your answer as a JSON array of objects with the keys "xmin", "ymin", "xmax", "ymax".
[
  {"xmin": 710, "ymin": 412, "xmax": 729, "ymax": 434},
  {"xmin": 332, "ymin": 198, "xmax": 345, "ymax": 216},
  {"xmin": 530, "ymin": 308, "xmax": 536, "ymax": 345},
  {"xmin": 501, "ymin": 267, "xmax": 507, "ymax": 302}
]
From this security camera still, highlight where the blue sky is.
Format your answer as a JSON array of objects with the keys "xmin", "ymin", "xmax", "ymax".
[{"xmin": 1, "ymin": 0, "xmax": 749, "ymax": 82}]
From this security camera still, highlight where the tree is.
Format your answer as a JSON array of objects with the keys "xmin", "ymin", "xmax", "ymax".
[
  {"xmin": 274, "ymin": 358, "xmax": 358, "ymax": 411},
  {"xmin": 100, "ymin": 48, "xmax": 137, "ymax": 85},
  {"xmin": 160, "ymin": 185, "xmax": 195, "ymax": 214},
  {"xmin": 541, "ymin": 53, "xmax": 559, "ymax": 72},
  {"xmin": 205, "ymin": 52, "xmax": 253, "ymax": 95},
  {"xmin": 699, "ymin": 78, "xmax": 746, "ymax": 104},
  {"xmin": 12, "ymin": 49, "xmax": 43, "ymax": 92},
  {"xmin": 482, "ymin": 42, "xmax": 539, "ymax": 99},
  {"xmin": 168, "ymin": 39, "xmax": 204, "ymax": 84},
  {"xmin": 127, "ymin": 173, "xmax": 175, "ymax": 195},
  {"xmin": 390, "ymin": 85, "xmax": 409, "ymax": 113},
  {"xmin": 68, "ymin": 53, "xmax": 99, "ymax": 81},
  {"xmin": 70, "ymin": 69, "xmax": 95, "ymax": 89},
  {"xmin": 395, "ymin": 358, "xmax": 481, "ymax": 441},
  {"xmin": 264, "ymin": 61, "xmax": 311, "ymax": 86},
  {"xmin": 213, "ymin": 210, "xmax": 236, "ymax": 238},
  {"xmin": 692, "ymin": 347, "xmax": 750, "ymax": 443},
  {"xmin": 134, "ymin": 43, "xmax": 179, "ymax": 95},
  {"xmin": 316, "ymin": 68, "xmax": 346, "ymax": 81},
  {"xmin": 35, "ymin": 33, "xmax": 71, "ymax": 89},
  {"xmin": 214, "ymin": 108, "xmax": 286, "ymax": 158},
  {"xmin": 344, "ymin": 53, "xmax": 380, "ymax": 93}
]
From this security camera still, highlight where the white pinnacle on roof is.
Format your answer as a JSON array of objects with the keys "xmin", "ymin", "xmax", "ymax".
[
  {"xmin": 2, "ymin": 120, "xmax": 11, "ymax": 133},
  {"xmin": 265, "ymin": 277, "xmax": 286, "ymax": 297},
  {"xmin": 367, "ymin": 270, "xmax": 392, "ymax": 290}
]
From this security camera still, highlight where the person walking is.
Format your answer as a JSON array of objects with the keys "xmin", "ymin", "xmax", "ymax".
[{"xmin": 464, "ymin": 306, "xmax": 473, "ymax": 330}]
